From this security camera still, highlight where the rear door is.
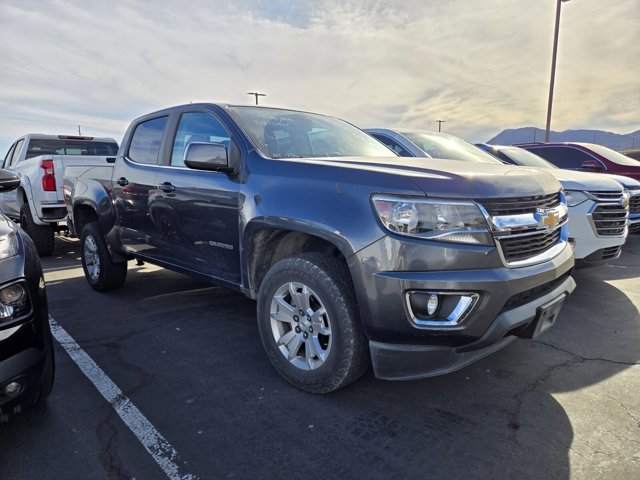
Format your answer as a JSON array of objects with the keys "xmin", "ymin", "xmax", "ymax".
[
  {"xmin": 152, "ymin": 109, "xmax": 242, "ymax": 284},
  {"xmin": 112, "ymin": 116, "xmax": 167, "ymax": 259}
]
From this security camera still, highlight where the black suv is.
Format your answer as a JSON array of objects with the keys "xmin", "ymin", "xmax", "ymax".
[{"xmin": 0, "ymin": 169, "xmax": 54, "ymax": 418}]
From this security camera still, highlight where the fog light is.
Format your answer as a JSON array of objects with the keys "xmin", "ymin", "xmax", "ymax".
[
  {"xmin": 3, "ymin": 381, "xmax": 22, "ymax": 396},
  {"xmin": 427, "ymin": 294, "xmax": 439, "ymax": 316},
  {"xmin": 0, "ymin": 304, "xmax": 15, "ymax": 319},
  {"xmin": 0, "ymin": 284, "xmax": 26, "ymax": 305}
]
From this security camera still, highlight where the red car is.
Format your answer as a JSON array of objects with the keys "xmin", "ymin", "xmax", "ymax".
[{"xmin": 517, "ymin": 142, "xmax": 640, "ymax": 181}]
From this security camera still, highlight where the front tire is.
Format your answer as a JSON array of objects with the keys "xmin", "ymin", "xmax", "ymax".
[
  {"xmin": 27, "ymin": 334, "xmax": 55, "ymax": 406},
  {"xmin": 256, "ymin": 253, "xmax": 369, "ymax": 393},
  {"xmin": 20, "ymin": 204, "xmax": 54, "ymax": 257},
  {"xmin": 81, "ymin": 222, "xmax": 127, "ymax": 291}
]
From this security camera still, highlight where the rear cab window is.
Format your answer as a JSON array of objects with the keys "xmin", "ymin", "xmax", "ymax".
[{"xmin": 25, "ymin": 139, "xmax": 118, "ymax": 159}]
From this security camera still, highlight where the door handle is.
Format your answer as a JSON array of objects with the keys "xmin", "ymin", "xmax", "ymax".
[
  {"xmin": 158, "ymin": 182, "xmax": 175, "ymax": 193},
  {"xmin": 117, "ymin": 177, "xmax": 129, "ymax": 186}
]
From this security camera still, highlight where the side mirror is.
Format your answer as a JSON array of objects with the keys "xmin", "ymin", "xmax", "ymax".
[
  {"xmin": 580, "ymin": 159, "xmax": 603, "ymax": 172},
  {"xmin": 184, "ymin": 142, "xmax": 233, "ymax": 173},
  {"xmin": 0, "ymin": 169, "xmax": 20, "ymax": 192}
]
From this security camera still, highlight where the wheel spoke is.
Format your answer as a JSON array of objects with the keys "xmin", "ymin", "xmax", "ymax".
[
  {"xmin": 271, "ymin": 311, "xmax": 295, "ymax": 325},
  {"xmin": 311, "ymin": 308, "xmax": 331, "ymax": 335},
  {"xmin": 277, "ymin": 329, "xmax": 297, "ymax": 347},
  {"xmin": 274, "ymin": 296, "xmax": 296, "ymax": 315},
  {"xmin": 289, "ymin": 283, "xmax": 310, "ymax": 311},
  {"xmin": 286, "ymin": 334, "xmax": 304, "ymax": 360},
  {"xmin": 306, "ymin": 336, "xmax": 326, "ymax": 368}
]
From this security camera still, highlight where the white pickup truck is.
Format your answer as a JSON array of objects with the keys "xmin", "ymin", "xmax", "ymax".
[{"xmin": 0, "ymin": 134, "xmax": 119, "ymax": 255}]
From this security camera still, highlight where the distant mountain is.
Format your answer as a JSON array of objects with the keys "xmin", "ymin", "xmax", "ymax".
[{"xmin": 487, "ymin": 127, "xmax": 640, "ymax": 151}]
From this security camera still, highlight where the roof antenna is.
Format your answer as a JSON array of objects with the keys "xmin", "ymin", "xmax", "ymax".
[{"xmin": 77, "ymin": 125, "xmax": 82, "ymax": 135}]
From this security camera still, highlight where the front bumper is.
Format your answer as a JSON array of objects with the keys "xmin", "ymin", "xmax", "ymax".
[
  {"xmin": 0, "ymin": 231, "xmax": 51, "ymax": 411},
  {"xmin": 0, "ymin": 326, "xmax": 50, "ymax": 411},
  {"xmin": 349, "ymin": 235, "xmax": 575, "ymax": 380},
  {"xmin": 370, "ymin": 275, "xmax": 574, "ymax": 380},
  {"xmin": 567, "ymin": 199, "xmax": 627, "ymax": 260}
]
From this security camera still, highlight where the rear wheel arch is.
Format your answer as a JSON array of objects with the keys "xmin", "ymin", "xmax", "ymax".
[{"xmin": 73, "ymin": 203, "xmax": 99, "ymax": 238}]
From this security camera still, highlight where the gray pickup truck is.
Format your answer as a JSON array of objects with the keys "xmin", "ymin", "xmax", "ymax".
[{"xmin": 64, "ymin": 103, "xmax": 575, "ymax": 393}]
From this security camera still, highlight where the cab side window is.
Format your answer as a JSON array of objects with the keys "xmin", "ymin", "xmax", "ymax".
[
  {"xmin": 371, "ymin": 134, "xmax": 412, "ymax": 157},
  {"xmin": 171, "ymin": 112, "xmax": 231, "ymax": 167},
  {"xmin": 128, "ymin": 116, "xmax": 168, "ymax": 165}
]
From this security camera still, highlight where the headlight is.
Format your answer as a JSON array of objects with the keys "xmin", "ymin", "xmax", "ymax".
[
  {"xmin": 372, "ymin": 195, "xmax": 493, "ymax": 245},
  {"xmin": 0, "ymin": 230, "xmax": 19, "ymax": 260},
  {"xmin": 564, "ymin": 190, "xmax": 589, "ymax": 207},
  {"xmin": 0, "ymin": 281, "xmax": 31, "ymax": 323}
]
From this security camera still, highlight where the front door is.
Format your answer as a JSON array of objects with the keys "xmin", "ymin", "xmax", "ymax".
[{"xmin": 152, "ymin": 111, "xmax": 241, "ymax": 283}]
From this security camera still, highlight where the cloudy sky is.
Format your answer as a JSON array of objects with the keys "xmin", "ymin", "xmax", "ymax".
[{"xmin": 1, "ymin": 0, "xmax": 639, "ymax": 155}]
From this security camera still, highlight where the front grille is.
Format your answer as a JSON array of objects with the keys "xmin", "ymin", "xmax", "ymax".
[
  {"xmin": 498, "ymin": 228, "xmax": 561, "ymax": 262},
  {"xmin": 602, "ymin": 246, "xmax": 622, "ymax": 260},
  {"xmin": 591, "ymin": 204, "xmax": 627, "ymax": 236},
  {"xmin": 480, "ymin": 193, "xmax": 560, "ymax": 216},
  {"xmin": 587, "ymin": 190, "xmax": 624, "ymax": 201},
  {"xmin": 629, "ymin": 193, "xmax": 640, "ymax": 215},
  {"xmin": 501, "ymin": 271, "xmax": 572, "ymax": 312}
]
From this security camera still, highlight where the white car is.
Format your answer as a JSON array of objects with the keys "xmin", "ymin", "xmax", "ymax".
[{"xmin": 364, "ymin": 129, "xmax": 629, "ymax": 264}]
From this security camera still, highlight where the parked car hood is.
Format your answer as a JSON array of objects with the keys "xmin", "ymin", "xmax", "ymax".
[
  {"xmin": 600, "ymin": 173, "xmax": 640, "ymax": 189},
  {"xmin": 541, "ymin": 169, "xmax": 625, "ymax": 192},
  {"xmin": 293, "ymin": 156, "xmax": 562, "ymax": 199}
]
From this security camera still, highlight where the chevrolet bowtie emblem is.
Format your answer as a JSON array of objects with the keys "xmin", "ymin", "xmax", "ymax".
[{"xmin": 536, "ymin": 208, "xmax": 560, "ymax": 229}]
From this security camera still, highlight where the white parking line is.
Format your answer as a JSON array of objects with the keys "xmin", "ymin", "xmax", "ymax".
[{"xmin": 49, "ymin": 316, "xmax": 197, "ymax": 480}]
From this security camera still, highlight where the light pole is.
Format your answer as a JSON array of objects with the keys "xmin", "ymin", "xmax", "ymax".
[
  {"xmin": 247, "ymin": 92, "xmax": 266, "ymax": 105},
  {"xmin": 545, "ymin": 0, "xmax": 571, "ymax": 143},
  {"xmin": 436, "ymin": 120, "xmax": 446, "ymax": 132}
]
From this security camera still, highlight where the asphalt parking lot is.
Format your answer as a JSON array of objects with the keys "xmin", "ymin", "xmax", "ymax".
[{"xmin": 1, "ymin": 235, "xmax": 639, "ymax": 480}]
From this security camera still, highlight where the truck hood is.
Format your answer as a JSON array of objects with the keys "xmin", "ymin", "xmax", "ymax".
[
  {"xmin": 292, "ymin": 156, "xmax": 562, "ymax": 198},
  {"xmin": 542, "ymin": 168, "xmax": 624, "ymax": 191}
]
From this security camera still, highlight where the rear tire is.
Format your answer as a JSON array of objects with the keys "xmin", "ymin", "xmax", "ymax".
[
  {"xmin": 81, "ymin": 222, "xmax": 127, "ymax": 291},
  {"xmin": 256, "ymin": 253, "xmax": 369, "ymax": 393},
  {"xmin": 20, "ymin": 204, "xmax": 54, "ymax": 257}
]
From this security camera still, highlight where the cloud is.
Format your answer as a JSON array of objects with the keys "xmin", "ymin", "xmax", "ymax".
[{"xmin": 0, "ymin": 0, "xmax": 638, "ymax": 155}]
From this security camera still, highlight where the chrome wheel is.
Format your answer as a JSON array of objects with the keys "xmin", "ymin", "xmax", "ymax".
[
  {"xmin": 83, "ymin": 235, "xmax": 101, "ymax": 281},
  {"xmin": 269, "ymin": 282, "xmax": 332, "ymax": 370}
]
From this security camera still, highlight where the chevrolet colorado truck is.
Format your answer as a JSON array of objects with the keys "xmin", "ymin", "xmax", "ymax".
[
  {"xmin": 64, "ymin": 104, "xmax": 576, "ymax": 393},
  {"xmin": 0, "ymin": 134, "xmax": 119, "ymax": 256}
]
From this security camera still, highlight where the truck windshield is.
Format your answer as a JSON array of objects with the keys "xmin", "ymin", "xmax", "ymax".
[
  {"xmin": 26, "ymin": 140, "xmax": 119, "ymax": 159},
  {"xmin": 228, "ymin": 107, "xmax": 396, "ymax": 159},
  {"xmin": 401, "ymin": 132, "xmax": 502, "ymax": 164}
]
